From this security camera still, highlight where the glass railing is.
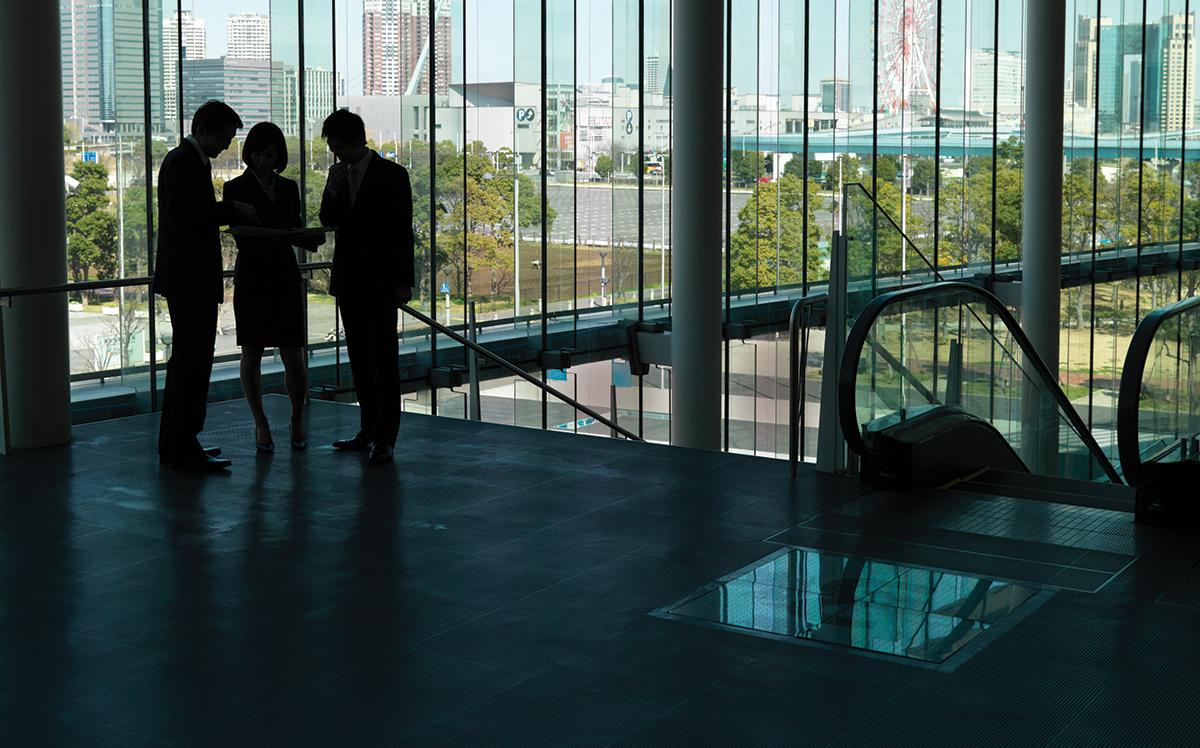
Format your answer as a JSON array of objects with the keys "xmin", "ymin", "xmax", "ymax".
[
  {"xmin": 842, "ymin": 183, "xmax": 943, "ymax": 323},
  {"xmin": 1118, "ymin": 295, "xmax": 1200, "ymax": 490},
  {"xmin": 839, "ymin": 281, "xmax": 1121, "ymax": 484}
]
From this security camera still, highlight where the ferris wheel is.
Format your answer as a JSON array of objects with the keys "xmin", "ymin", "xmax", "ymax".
[{"xmin": 878, "ymin": 0, "xmax": 938, "ymax": 113}]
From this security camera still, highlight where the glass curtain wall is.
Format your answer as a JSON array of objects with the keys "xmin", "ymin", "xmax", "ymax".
[{"xmin": 50, "ymin": 1, "xmax": 1200, "ymax": 460}]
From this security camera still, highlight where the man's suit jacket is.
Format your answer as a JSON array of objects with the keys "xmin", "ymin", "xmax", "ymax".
[
  {"xmin": 319, "ymin": 154, "xmax": 415, "ymax": 300},
  {"xmin": 153, "ymin": 142, "xmax": 237, "ymax": 304}
]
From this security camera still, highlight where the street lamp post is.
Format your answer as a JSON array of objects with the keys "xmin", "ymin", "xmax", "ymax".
[
  {"xmin": 514, "ymin": 175, "xmax": 520, "ymax": 321},
  {"xmin": 598, "ymin": 250, "xmax": 608, "ymax": 307}
]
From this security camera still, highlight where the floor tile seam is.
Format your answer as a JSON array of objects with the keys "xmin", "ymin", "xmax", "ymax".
[
  {"xmin": 1042, "ymin": 690, "xmax": 1107, "ymax": 744},
  {"xmin": 598, "ymin": 702, "xmax": 796, "ymax": 748},
  {"xmin": 662, "ymin": 645, "xmax": 792, "ymax": 717},
  {"xmin": 487, "ymin": 551, "xmax": 647, "ymax": 613},
  {"xmin": 823, "ymin": 686, "xmax": 924, "ymax": 747},
  {"xmin": 404, "ymin": 597, "xmax": 537, "ymax": 647},
  {"xmin": 73, "ymin": 552, "xmax": 188, "ymax": 587},
  {"xmin": 404, "ymin": 668, "xmax": 630, "ymax": 742},
  {"xmin": 53, "ymin": 709, "xmax": 171, "ymax": 745},
  {"xmin": 531, "ymin": 660, "xmax": 704, "ymax": 711},
  {"xmin": 438, "ymin": 488, "xmax": 624, "ymax": 526}
]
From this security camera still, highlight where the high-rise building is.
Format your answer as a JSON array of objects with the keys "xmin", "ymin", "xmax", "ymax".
[
  {"xmin": 1084, "ymin": 13, "xmax": 1194, "ymax": 134},
  {"xmin": 274, "ymin": 65, "xmax": 342, "ymax": 138},
  {"xmin": 227, "ymin": 12, "xmax": 270, "ymax": 61},
  {"xmin": 1073, "ymin": 16, "xmax": 1109, "ymax": 111},
  {"xmin": 1156, "ymin": 13, "xmax": 1194, "ymax": 132},
  {"xmin": 181, "ymin": 58, "xmax": 272, "ymax": 135},
  {"xmin": 61, "ymin": 0, "xmax": 165, "ymax": 137},
  {"xmin": 969, "ymin": 48, "xmax": 1025, "ymax": 117},
  {"xmin": 820, "ymin": 78, "xmax": 851, "ymax": 113},
  {"xmin": 644, "ymin": 55, "xmax": 662, "ymax": 95},
  {"xmin": 163, "ymin": 10, "xmax": 208, "ymax": 135},
  {"xmin": 363, "ymin": 0, "xmax": 452, "ymax": 96}
]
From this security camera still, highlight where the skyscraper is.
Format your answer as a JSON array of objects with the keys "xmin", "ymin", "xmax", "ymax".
[
  {"xmin": 969, "ymin": 48, "xmax": 1025, "ymax": 117},
  {"xmin": 227, "ymin": 12, "xmax": 270, "ymax": 62},
  {"xmin": 1083, "ymin": 13, "xmax": 1194, "ymax": 134},
  {"xmin": 1073, "ymin": 16, "xmax": 1109, "ymax": 111},
  {"xmin": 1156, "ymin": 13, "xmax": 1194, "ymax": 132},
  {"xmin": 61, "ymin": 0, "xmax": 165, "ymax": 137},
  {"xmin": 181, "ymin": 58, "xmax": 272, "ymax": 134},
  {"xmin": 821, "ymin": 78, "xmax": 852, "ymax": 114},
  {"xmin": 644, "ymin": 55, "xmax": 662, "ymax": 95},
  {"xmin": 163, "ymin": 10, "xmax": 207, "ymax": 134},
  {"xmin": 363, "ymin": 0, "xmax": 452, "ymax": 96}
]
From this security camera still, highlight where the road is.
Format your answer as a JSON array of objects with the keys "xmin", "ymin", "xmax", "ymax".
[{"xmin": 539, "ymin": 183, "xmax": 753, "ymax": 247}]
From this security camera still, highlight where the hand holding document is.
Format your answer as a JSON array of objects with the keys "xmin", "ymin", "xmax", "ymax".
[{"xmin": 225, "ymin": 225, "xmax": 332, "ymax": 251}]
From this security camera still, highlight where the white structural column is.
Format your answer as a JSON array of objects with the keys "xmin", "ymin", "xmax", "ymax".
[
  {"xmin": 1021, "ymin": 0, "xmax": 1066, "ymax": 472},
  {"xmin": 669, "ymin": 0, "xmax": 724, "ymax": 450},
  {"xmin": 0, "ymin": 1, "xmax": 72, "ymax": 449}
]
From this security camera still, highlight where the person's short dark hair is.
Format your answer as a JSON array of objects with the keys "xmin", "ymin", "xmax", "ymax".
[
  {"xmin": 242, "ymin": 121, "xmax": 288, "ymax": 172},
  {"xmin": 321, "ymin": 109, "xmax": 367, "ymax": 145},
  {"xmin": 191, "ymin": 100, "xmax": 243, "ymax": 134}
]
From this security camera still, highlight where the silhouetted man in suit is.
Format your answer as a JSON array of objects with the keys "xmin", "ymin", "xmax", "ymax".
[
  {"xmin": 319, "ymin": 109, "xmax": 414, "ymax": 466},
  {"xmin": 155, "ymin": 101, "xmax": 257, "ymax": 471}
]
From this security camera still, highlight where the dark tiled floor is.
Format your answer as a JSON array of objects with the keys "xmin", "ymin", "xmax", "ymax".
[{"xmin": 1, "ymin": 396, "xmax": 1199, "ymax": 745}]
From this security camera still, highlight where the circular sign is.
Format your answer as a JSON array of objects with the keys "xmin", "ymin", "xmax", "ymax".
[{"xmin": 516, "ymin": 107, "xmax": 536, "ymax": 123}]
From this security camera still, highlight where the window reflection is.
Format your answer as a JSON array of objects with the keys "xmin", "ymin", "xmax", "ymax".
[{"xmin": 671, "ymin": 547, "xmax": 1037, "ymax": 663}]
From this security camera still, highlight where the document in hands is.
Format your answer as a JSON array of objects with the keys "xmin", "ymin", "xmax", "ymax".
[{"xmin": 225, "ymin": 226, "xmax": 332, "ymax": 242}]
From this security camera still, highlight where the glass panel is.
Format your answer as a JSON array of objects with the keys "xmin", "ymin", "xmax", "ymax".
[
  {"xmin": 1137, "ymin": 307, "xmax": 1200, "ymax": 463},
  {"xmin": 645, "ymin": 0, "xmax": 671, "ymax": 306},
  {"xmin": 850, "ymin": 285, "xmax": 1112, "ymax": 480}
]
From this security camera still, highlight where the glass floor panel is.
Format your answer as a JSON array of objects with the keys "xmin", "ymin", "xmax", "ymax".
[{"xmin": 661, "ymin": 547, "xmax": 1040, "ymax": 664}]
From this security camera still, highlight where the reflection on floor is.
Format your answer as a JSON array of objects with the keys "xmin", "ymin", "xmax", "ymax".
[
  {"xmin": 1, "ymin": 395, "xmax": 1199, "ymax": 745},
  {"xmin": 664, "ymin": 547, "xmax": 1041, "ymax": 664}
]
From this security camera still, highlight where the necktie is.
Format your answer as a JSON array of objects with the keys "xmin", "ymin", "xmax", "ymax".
[{"xmin": 347, "ymin": 164, "xmax": 358, "ymax": 208}]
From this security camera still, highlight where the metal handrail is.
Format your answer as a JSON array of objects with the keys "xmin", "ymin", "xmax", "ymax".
[
  {"xmin": 838, "ymin": 281, "xmax": 1123, "ymax": 485},
  {"xmin": 844, "ymin": 182, "xmax": 943, "ymax": 280},
  {"xmin": 788, "ymin": 183, "xmax": 948, "ymax": 477},
  {"xmin": 0, "ymin": 264, "xmax": 640, "ymax": 443},
  {"xmin": 400, "ymin": 303, "xmax": 641, "ymax": 441},
  {"xmin": 1117, "ymin": 294, "xmax": 1200, "ymax": 487},
  {"xmin": 788, "ymin": 292, "xmax": 826, "ymax": 475}
]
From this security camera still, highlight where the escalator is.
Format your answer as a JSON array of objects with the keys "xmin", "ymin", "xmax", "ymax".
[
  {"xmin": 837, "ymin": 281, "xmax": 1123, "ymax": 492},
  {"xmin": 1118, "ymin": 295, "xmax": 1200, "ymax": 523}
]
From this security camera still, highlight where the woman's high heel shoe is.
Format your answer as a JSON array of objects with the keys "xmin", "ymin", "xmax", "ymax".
[
  {"xmin": 255, "ymin": 425, "xmax": 274, "ymax": 453},
  {"xmin": 289, "ymin": 420, "xmax": 307, "ymax": 451}
]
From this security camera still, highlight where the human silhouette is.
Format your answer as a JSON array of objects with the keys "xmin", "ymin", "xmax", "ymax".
[
  {"xmin": 154, "ymin": 100, "xmax": 257, "ymax": 471},
  {"xmin": 319, "ymin": 110, "xmax": 414, "ymax": 466},
  {"xmin": 224, "ymin": 121, "xmax": 324, "ymax": 452}
]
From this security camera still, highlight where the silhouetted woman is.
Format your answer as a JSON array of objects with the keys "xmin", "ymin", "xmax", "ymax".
[{"xmin": 224, "ymin": 121, "xmax": 321, "ymax": 451}]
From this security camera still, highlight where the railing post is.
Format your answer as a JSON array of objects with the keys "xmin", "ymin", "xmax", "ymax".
[
  {"xmin": 817, "ymin": 231, "xmax": 849, "ymax": 475},
  {"xmin": 0, "ymin": 298, "xmax": 10, "ymax": 455},
  {"xmin": 946, "ymin": 339, "xmax": 963, "ymax": 407},
  {"xmin": 467, "ymin": 301, "xmax": 481, "ymax": 422}
]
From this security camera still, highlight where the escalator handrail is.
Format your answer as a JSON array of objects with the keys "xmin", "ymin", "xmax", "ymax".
[
  {"xmin": 1116, "ymin": 294, "xmax": 1200, "ymax": 488},
  {"xmin": 837, "ymin": 280, "xmax": 1123, "ymax": 484}
]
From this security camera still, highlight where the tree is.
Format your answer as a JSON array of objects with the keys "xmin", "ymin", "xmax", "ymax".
[
  {"xmin": 875, "ymin": 155, "xmax": 901, "ymax": 185},
  {"xmin": 595, "ymin": 153, "xmax": 614, "ymax": 180},
  {"xmin": 783, "ymin": 156, "xmax": 813, "ymax": 181},
  {"xmin": 730, "ymin": 150, "xmax": 764, "ymax": 186},
  {"xmin": 65, "ymin": 161, "xmax": 117, "ymax": 292},
  {"xmin": 910, "ymin": 158, "xmax": 937, "ymax": 195},
  {"xmin": 729, "ymin": 174, "xmax": 824, "ymax": 290}
]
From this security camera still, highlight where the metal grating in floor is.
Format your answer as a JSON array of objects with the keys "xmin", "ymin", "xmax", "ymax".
[
  {"xmin": 657, "ymin": 546, "xmax": 1043, "ymax": 667},
  {"xmin": 763, "ymin": 492, "xmax": 1141, "ymax": 593}
]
